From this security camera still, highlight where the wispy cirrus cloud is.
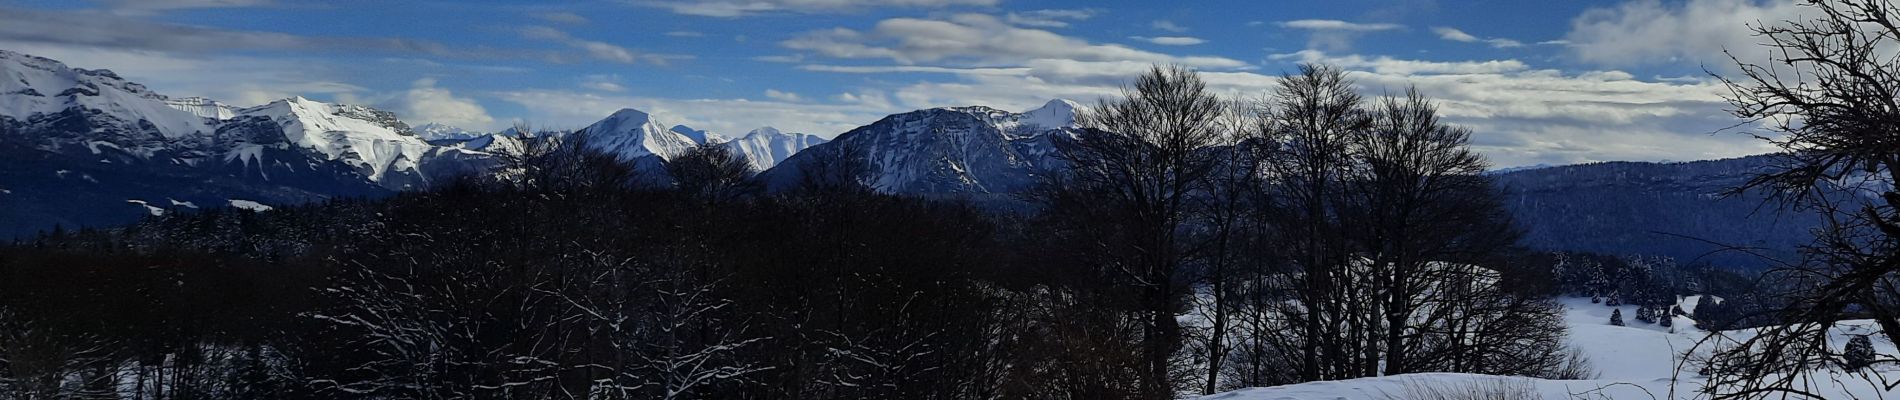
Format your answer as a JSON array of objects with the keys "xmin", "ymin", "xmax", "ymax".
[
  {"xmin": 92, "ymin": 0, "xmax": 276, "ymax": 16},
  {"xmin": 0, "ymin": 5, "xmax": 548, "ymax": 61},
  {"xmin": 1151, "ymin": 20, "xmax": 1189, "ymax": 33},
  {"xmin": 782, "ymin": 14, "xmax": 1247, "ymax": 68},
  {"xmin": 1130, "ymin": 36, "xmax": 1206, "ymax": 46},
  {"xmin": 634, "ymin": 0, "xmax": 997, "ymax": 17},
  {"xmin": 1276, "ymin": 19, "xmax": 1405, "ymax": 51},
  {"xmin": 1278, "ymin": 19, "xmax": 1404, "ymax": 32},
  {"xmin": 1005, "ymin": 9, "xmax": 1097, "ymax": 28},
  {"xmin": 1431, "ymin": 27, "xmax": 1524, "ymax": 48},
  {"xmin": 791, "ymin": 46, "xmax": 1760, "ymax": 166},
  {"xmin": 518, "ymin": 26, "xmax": 691, "ymax": 65}
]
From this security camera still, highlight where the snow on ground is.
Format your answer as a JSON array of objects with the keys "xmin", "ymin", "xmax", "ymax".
[
  {"xmin": 1202, "ymin": 296, "xmax": 1900, "ymax": 399},
  {"xmin": 228, "ymin": 199, "xmax": 272, "ymax": 212},
  {"xmin": 125, "ymin": 199, "xmax": 163, "ymax": 216}
]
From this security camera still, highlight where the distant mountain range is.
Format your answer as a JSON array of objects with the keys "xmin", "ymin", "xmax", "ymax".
[
  {"xmin": 0, "ymin": 49, "xmax": 824, "ymax": 237},
  {"xmin": 0, "ymin": 50, "xmax": 1824, "ymax": 267}
]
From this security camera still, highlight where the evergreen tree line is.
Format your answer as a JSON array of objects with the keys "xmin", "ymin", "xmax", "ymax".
[
  {"xmin": 1, "ymin": 64, "xmax": 1583, "ymax": 399},
  {"xmin": 1545, "ymin": 251, "xmax": 1777, "ymax": 331}
]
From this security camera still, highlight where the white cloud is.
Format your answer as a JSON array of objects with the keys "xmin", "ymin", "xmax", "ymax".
[
  {"xmin": 1277, "ymin": 19, "xmax": 1404, "ymax": 51},
  {"xmin": 799, "ymin": 64, "xmax": 1030, "ymax": 75},
  {"xmin": 1151, "ymin": 20, "xmax": 1189, "ymax": 33},
  {"xmin": 1271, "ymin": 50, "xmax": 1529, "ymax": 75},
  {"xmin": 1006, "ymin": 9, "xmax": 1096, "ymax": 28},
  {"xmin": 380, "ymin": 78, "xmax": 497, "ymax": 130},
  {"xmin": 1486, "ymin": 38, "xmax": 1524, "ymax": 48},
  {"xmin": 519, "ymin": 25, "xmax": 689, "ymax": 65},
  {"xmin": 580, "ymin": 74, "xmax": 626, "ymax": 92},
  {"xmin": 834, "ymin": 89, "xmax": 895, "ymax": 109},
  {"xmin": 1433, "ymin": 27, "xmax": 1525, "ymax": 49},
  {"xmin": 795, "ymin": 47, "xmax": 1760, "ymax": 167},
  {"xmin": 638, "ymin": 0, "xmax": 997, "ymax": 17},
  {"xmin": 1564, "ymin": 0, "xmax": 1804, "ymax": 67},
  {"xmin": 764, "ymin": 89, "xmax": 803, "ymax": 102},
  {"xmin": 1433, "ymin": 27, "xmax": 1480, "ymax": 42},
  {"xmin": 665, "ymin": 31, "xmax": 705, "ymax": 38},
  {"xmin": 1271, "ymin": 50, "xmax": 1760, "ymax": 166},
  {"xmin": 0, "ymin": 6, "xmax": 541, "ymax": 61},
  {"xmin": 1278, "ymin": 19, "xmax": 1404, "ymax": 32},
  {"xmin": 1131, "ymin": 36, "xmax": 1206, "ymax": 46},
  {"xmin": 782, "ymin": 14, "xmax": 1247, "ymax": 68},
  {"xmin": 753, "ymin": 54, "xmax": 805, "ymax": 63},
  {"xmin": 97, "ymin": 0, "xmax": 273, "ymax": 16}
]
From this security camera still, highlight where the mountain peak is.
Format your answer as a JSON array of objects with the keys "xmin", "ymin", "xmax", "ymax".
[
  {"xmin": 580, "ymin": 108, "xmax": 695, "ymax": 160},
  {"xmin": 746, "ymin": 126, "xmax": 784, "ymax": 138},
  {"xmin": 1035, "ymin": 98, "xmax": 1082, "ymax": 111},
  {"xmin": 1020, "ymin": 98, "xmax": 1081, "ymax": 131},
  {"xmin": 606, "ymin": 108, "xmax": 652, "ymax": 121}
]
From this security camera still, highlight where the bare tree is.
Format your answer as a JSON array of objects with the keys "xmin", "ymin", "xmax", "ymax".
[
  {"xmin": 0, "ymin": 306, "xmax": 118, "ymax": 400},
  {"xmin": 666, "ymin": 143, "xmax": 762, "ymax": 204},
  {"xmin": 1258, "ymin": 64, "xmax": 1371, "ymax": 382},
  {"xmin": 794, "ymin": 142, "xmax": 875, "ymax": 195},
  {"xmin": 1708, "ymin": 0, "xmax": 1900, "ymax": 396},
  {"xmin": 1034, "ymin": 64, "xmax": 1228, "ymax": 399},
  {"xmin": 1188, "ymin": 99, "xmax": 1266, "ymax": 394},
  {"xmin": 1347, "ymin": 88, "xmax": 1517, "ymax": 376},
  {"xmin": 492, "ymin": 124, "xmax": 640, "ymax": 196}
]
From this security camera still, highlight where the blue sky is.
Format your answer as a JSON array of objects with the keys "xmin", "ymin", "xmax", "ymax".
[{"xmin": 0, "ymin": 0, "xmax": 1803, "ymax": 167}]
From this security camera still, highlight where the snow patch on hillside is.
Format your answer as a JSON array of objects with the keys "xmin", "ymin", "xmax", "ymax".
[{"xmin": 228, "ymin": 199, "xmax": 272, "ymax": 212}]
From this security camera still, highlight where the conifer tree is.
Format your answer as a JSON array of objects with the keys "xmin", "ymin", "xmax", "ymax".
[
  {"xmin": 1845, "ymin": 335, "xmax": 1875, "ymax": 371},
  {"xmin": 1609, "ymin": 309, "xmax": 1624, "ymax": 326}
]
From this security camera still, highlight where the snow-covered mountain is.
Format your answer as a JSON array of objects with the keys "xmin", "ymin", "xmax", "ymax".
[
  {"xmin": 0, "ymin": 51, "xmax": 213, "ymax": 140},
  {"xmin": 0, "ymin": 50, "xmax": 502, "ymax": 237},
  {"xmin": 164, "ymin": 97, "xmax": 239, "ymax": 120},
  {"xmin": 577, "ymin": 108, "xmax": 698, "ymax": 162},
  {"xmin": 413, "ymin": 122, "xmax": 482, "ymax": 141},
  {"xmin": 670, "ymin": 124, "xmax": 728, "ymax": 145},
  {"xmin": 760, "ymin": 99, "xmax": 1081, "ymax": 194},
  {"xmin": 232, "ymin": 96, "xmax": 460, "ymax": 189},
  {"xmin": 722, "ymin": 126, "xmax": 826, "ymax": 171}
]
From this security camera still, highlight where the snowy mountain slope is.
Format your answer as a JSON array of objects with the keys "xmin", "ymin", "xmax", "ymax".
[
  {"xmin": 721, "ymin": 126, "xmax": 826, "ymax": 171},
  {"xmin": 164, "ymin": 97, "xmax": 239, "ymax": 120},
  {"xmin": 0, "ymin": 50, "xmax": 506, "ymax": 237},
  {"xmin": 413, "ymin": 122, "xmax": 482, "ymax": 141},
  {"xmin": 759, "ymin": 99, "xmax": 1080, "ymax": 194},
  {"xmin": 0, "ymin": 49, "xmax": 212, "ymax": 141},
  {"xmin": 1014, "ymin": 98, "xmax": 1082, "ymax": 134},
  {"xmin": 670, "ymin": 124, "xmax": 728, "ymax": 145},
  {"xmin": 234, "ymin": 97, "xmax": 462, "ymax": 189},
  {"xmin": 577, "ymin": 108, "xmax": 698, "ymax": 161},
  {"xmin": 1201, "ymin": 297, "xmax": 1898, "ymax": 399}
]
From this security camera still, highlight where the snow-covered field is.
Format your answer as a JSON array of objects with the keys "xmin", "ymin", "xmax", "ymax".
[{"xmin": 1202, "ymin": 296, "xmax": 1900, "ymax": 399}]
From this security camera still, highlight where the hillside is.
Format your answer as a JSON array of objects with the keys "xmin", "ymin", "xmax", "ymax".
[{"xmin": 1493, "ymin": 155, "xmax": 1821, "ymax": 269}]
